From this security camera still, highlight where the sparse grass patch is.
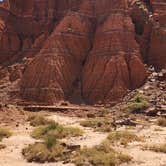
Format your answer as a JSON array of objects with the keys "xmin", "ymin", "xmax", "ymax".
[
  {"xmin": 157, "ymin": 117, "xmax": 166, "ymax": 127},
  {"xmin": 63, "ymin": 126, "xmax": 84, "ymax": 137},
  {"xmin": 80, "ymin": 118, "xmax": 112, "ymax": 132},
  {"xmin": 154, "ymin": 127, "xmax": 164, "ymax": 132},
  {"xmin": 23, "ymin": 139, "xmax": 132, "ymax": 165},
  {"xmin": 31, "ymin": 122, "xmax": 83, "ymax": 140},
  {"xmin": 71, "ymin": 142, "xmax": 132, "ymax": 166},
  {"xmin": 27, "ymin": 114, "xmax": 54, "ymax": 127},
  {"xmin": 127, "ymin": 94, "xmax": 150, "ymax": 113},
  {"xmin": 98, "ymin": 108, "xmax": 110, "ymax": 117},
  {"xmin": 22, "ymin": 141, "xmax": 67, "ymax": 163},
  {"xmin": 23, "ymin": 120, "xmax": 83, "ymax": 163},
  {"xmin": 29, "ymin": 119, "xmax": 83, "ymax": 163},
  {"xmin": 0, "ymin": 128, "xmax": 12, "ymax": 141},
  {"xmin": 24, "ymin": 124, "xmax": 132, "ymax": 164},
  {"xmin": 107, "ymin": 130, "xmax": 142, "ymax": 146},
  {"xmin": 143, "ymin": 143, "xmax": 166, "ymax": 153}
]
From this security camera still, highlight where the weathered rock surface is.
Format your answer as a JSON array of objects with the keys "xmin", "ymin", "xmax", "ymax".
[
  {"xmin": 129, "ymin": 0, "xmax": 166, "ymax": 69},
  {"xmin": 148, "ymin": 0, "xmax": 166, "ymax": 69},
  {"xmin": 0, "ymin": 0, "xmax": 165, "ymax": 105}
]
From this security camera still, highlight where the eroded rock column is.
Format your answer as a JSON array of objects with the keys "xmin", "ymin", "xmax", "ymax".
[
  {"xmin": 20, "ymin": 1, "xmax": 94, "ymax": 104},
  {"xmin": 82, "ymin": 0, "xmax": 147, "ymax": 104}
]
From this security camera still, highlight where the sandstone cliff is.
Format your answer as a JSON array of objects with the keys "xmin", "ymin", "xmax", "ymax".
[{"xmin": 0, "ymin": 0, "xmax": 165, "ymax": 105}]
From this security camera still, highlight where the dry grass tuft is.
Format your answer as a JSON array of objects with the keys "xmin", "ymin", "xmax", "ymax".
[
  {"xmin": 27, "ymin": 114, "xmax": 54, "ymax": 127},
  {"xmin": 0, "ymin": 128, "xmax": 12, "ymax": 142},
  {"xmin": 31, "ymin": 122, "xmax": 83, "ymax": 140},
  {"xmin": 157, "ymin": 118, "xmax": 166, "ymax": 127},
  {"xmin": 143, "ymin": 143, "xmax": 166, "ymax": 153},
  {"xmin": 127, "ymin": 94, "xmax": 150, "ymax": 113},
  {"xmin": 23, "ymin": 123, "xmax": 83, "ymax": 163},
  {"xmin": 107, "ymin": 130, "xmax": 142, "ymax": 146},
  {"xmin": 98, "ymin": 108, "xmax": 110, "ymax": 117},
  {"xmin": 80, "ymin": 118, "xmax": 112, "ymax": 132},
  {"xmin": 22, "ymin": 141, "xmax": 67, "ymax": 163},
  {"xmin": 71, "ymin": 141, "xmax": 132, "ymax": 166},
  {"xmin": 23, "ymin": 125, "xmax": 133, "ymax": 164}
]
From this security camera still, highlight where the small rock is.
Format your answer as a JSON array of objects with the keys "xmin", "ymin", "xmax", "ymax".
[
  {"xmin": 115, "ymin": 118, "xmax": 136, "ymax": 126},
  {"xmin": 87, "ymin": 113, "xmax": 95, "ymax": 118},
  {"xmin": 145, "ymin": 107, "xmax": 158, "ymax": 116},
  {"xmin": 67, "ymin": 144, "xmax": 81, "ymax": 151},
  {"xmin": 16, "ymin": 123, "xmax": 19, "ymax": 127}
]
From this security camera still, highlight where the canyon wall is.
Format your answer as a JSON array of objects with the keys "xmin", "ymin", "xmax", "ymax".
[{"xmin": 0, "ymin": 0, "xmax": 165, "ymax": 105}]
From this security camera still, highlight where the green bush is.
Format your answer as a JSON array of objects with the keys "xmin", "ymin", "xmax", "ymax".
[
  {"xmin": 31, "ymin": 122, "xmax": 83, "ymax": 140},
  {"xmin": 127, "ymin": 94, "xmax": 150, "ymax": 113}
]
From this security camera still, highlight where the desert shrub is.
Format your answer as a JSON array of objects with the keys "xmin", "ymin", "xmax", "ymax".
[
  {"xmin": 80, "ymin": 118, "xmax": 112, "ymax": 132},
  {"xmin": 127, "ymin": 94, "xmax": 150, "ymax": 113},
  {"xmin": 44, "ymin": 134, "xmax": 58, "ymax": 149},
  {"xmin": 107, "ymin": 130, "xmax": 142, "ymax": 146},
  {"xmin": 24, "ymin": 127, "xmax": 132, "ymax": 164},
  {"xmin": 71, "ymin": 142, "xmax": 132, "ymax": 166},
  {"xmin": 23, "ymin": 121, "xmax": 83, "ymax": 163},
  {"xmin": 99, "ymin": 108, "xmax": 110, "ymax": 117},
  {"xmin": 143, "ymin": 143, "xmax": 166, "ymax": 153},
  {"xmin": 22, "ymin": 141, "xmax": 66, "ymax": 163},
  {"xmin": 157, "ymin": 118, "xmax": 166, "ymax": 127},
  {"xmin": 31, "ymin": 122, "xmax": 83, "ymax": 140},
  {"xmin": 27, "ymin": 114, "xmax": 54, "ymax": 127},
  {"xmin": 0, "ymin": 128, "xmax": 12, "ymax": 141},
  {"xmin": 62, "ymin": 126, "xmax": 84, "ymax": 137}
]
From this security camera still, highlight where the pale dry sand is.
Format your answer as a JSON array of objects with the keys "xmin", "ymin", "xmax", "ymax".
[{"xmin": 0, "ymin": 114, "xmax": 166, "ymax": 166}]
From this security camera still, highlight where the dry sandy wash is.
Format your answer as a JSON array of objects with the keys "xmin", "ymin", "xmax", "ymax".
[{"xmin": 0, "ymin": 111, "xmax": 166, "ymax": 166}]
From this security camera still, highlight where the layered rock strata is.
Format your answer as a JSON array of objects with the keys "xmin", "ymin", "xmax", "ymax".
[{"xmin": 0, "ymin": 0, "xmax": 165, "ymax": 105}]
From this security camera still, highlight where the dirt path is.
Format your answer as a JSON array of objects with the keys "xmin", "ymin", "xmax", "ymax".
[{"xmin": 0, "ymin": 113, "xmax": 166, "ymax": 166}]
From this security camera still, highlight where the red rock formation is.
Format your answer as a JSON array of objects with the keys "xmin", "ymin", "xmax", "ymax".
[
  {"xmin": 0, "ymin": 0, "xmax": 165, "ymax": 105},
  {"xmin": 21, "ymin": 11, "xmax": 93, "ymax": 104},
  {"xmin": 82, "ymin": 0, "xmax": 147, "ymax": 104},
  {"xmin": 129, "ymin": 0, "xmax": 166, "ymax": 70},
  {"xmin": 148, "ymin": 0, "xmax": 166, "ymax": 69}
]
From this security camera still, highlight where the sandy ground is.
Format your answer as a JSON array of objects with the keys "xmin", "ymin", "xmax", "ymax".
[
  {"xmin": 0, "ymin": 123, "xmax": 74, "ymax": 166},
  {"xmin": 0, "ymin": 114, "xmax": 107, "ymax": 166},
  {"xmin": 0, "ymin": 113, "xmax": 166, "ymax": 166},
  {"xmin": 120, "ymin": 125, "xmax": 166, "ymax": 166}
]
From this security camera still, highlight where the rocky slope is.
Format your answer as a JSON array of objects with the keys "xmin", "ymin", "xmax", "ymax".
[{"xmin": 0, "ymin": 0, "xmax": 165, "ymax": 105}]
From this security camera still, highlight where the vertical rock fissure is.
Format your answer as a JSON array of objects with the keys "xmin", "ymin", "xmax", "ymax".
[{"xmin": 80, "ymin": 21, "xmax": 97, "ymax": 104}]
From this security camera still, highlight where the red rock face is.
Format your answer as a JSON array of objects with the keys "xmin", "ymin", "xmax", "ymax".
[
  {"xmin": 21, "ymin": 12, "xmax": 93, "ymax": 104},
  {"xmin": 0, "ymin": 0, "xmax": 165, "ymax": 105},
  {"xmin": 82, "ymin": 1, "xmax": 147, "ymax": 104},
  {"xmin": 129, "ymin": 0, "xmax": 166, "ymax": 70},
  {"xmin": 148, "ymin": 0, "xmax": 166, "ymax": 69}
]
